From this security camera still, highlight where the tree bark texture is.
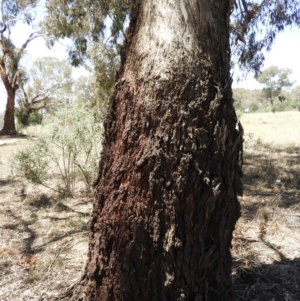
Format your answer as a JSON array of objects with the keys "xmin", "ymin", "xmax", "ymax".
[
  {"xmin": 1, "ymin": 88, "xmax": 16, "ymax": 134},
  {"xmin": 75, "ymin": 1, "xmax": 243, "ymax": 300}
]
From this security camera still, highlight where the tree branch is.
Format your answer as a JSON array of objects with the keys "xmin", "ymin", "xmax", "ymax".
[
  {"xmin": 17, "ymin": 32, "xmax": 45, "ymax": 62},
  {"xmin": 30, "ymin": 104, "xmax": 47, "ymax": 111},
  {"xmin": 11, "ymin": 70, "xmax": 20, "ymax": 88},
  {"xmin": 20, "ymin": 84, "xmax": 29, "ymax": 105},
  {"xmin": 31, "ymin": 95, "xmax": 51, "ymax": 105}
]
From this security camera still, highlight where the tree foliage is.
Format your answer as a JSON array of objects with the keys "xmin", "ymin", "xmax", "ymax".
[
  {"xmin": 42, "ymin": 1, "xmax": 122, "ymax": 119},
  {"xmin": 43, "ymin": 0, "xmax": 129, "ymax": 66},
  {"xmin": 256, "ymin": 65, "xmax": 294, "ymax": 104},
  {"xmin": 43, "ymin": 0, "xmax": 300, "ymax": 76},
  {"xmin": 231, "ymin": 0, "xmax": 300, "ymax": 75},
  {"xmin": 15, "ymin": 56, "xmax": 73, "ymax": 125}
]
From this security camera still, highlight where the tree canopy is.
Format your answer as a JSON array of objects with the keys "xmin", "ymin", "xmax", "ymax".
[
  {"xmin": 15, "ymin": 56, "xmax": 73, "ymax": 125},
  {"xmin": 43, "ymin": 0, "xmax": 129, "ymax": 66},
  {"xmin": 43, "ymin": 0, "xmax": 300, "ymax": 75},
  {"xmin": 256, "ymin": 65, "xmax": 294, "ymax": 104},
  {"xmin": 231, "ymin": 0, "xmax": 300, "ymax": 75}
]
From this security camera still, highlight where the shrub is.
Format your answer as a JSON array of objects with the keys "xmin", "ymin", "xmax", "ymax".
[
  {"xmin": 249, "ymin": 103, "xmax": 259, "ymax": 112},
  {"xmin": 15, "ymin": 108, "xmax": 43, "ymax": 126},
  {"xmin": 12, "ymin": 104, "xmax": 102, "ymax": 196},
  {"xmin": 29, "ymin": 111, "xmax": 43, "ymax": 124}
]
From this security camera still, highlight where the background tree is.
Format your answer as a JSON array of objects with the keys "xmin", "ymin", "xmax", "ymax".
[
  {"xmin": 73, "ymin": 42, "xmax": 119, "ymax": 121},
  {"xmin": 256, "ymin": 65, "xmax": 294, "ymax": 105},
  {"xmin": 0, "ymin": 0, "xmax": 42, "ymax": 135},
  {"xmin": 43, "ymin": 1, "xmax": 122, "ymax": 118},
  {"xmin": 15, "ymin": 56, "xmax": 73, "ymax": 126},
  {"xmin": 291, "ymin": 85, "xmax": 300, "ymax": 110}
]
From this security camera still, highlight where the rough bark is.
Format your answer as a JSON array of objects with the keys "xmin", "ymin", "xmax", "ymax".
[{"xmin": 73, "ymin": 1, "xmax": 243, "ymax": 300}]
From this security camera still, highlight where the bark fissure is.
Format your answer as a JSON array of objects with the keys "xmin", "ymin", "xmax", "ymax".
[{"xmin": 74, "ymin": 1, "xmax": 243, "ymax": 300}]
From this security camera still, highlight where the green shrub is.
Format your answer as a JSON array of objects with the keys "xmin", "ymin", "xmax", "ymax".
[
  {"xmin": 29, "ymin": 111, "xmax": 43, "ymax": 124},
  {"xmin": 15, "ymin": 107, "xmax": 43, "ymax": 126},
  {"xmin": 12, "ymin": 104, "xmax": 102, "ymax": 196},
  {"xmin": 249, "ymin": 103, "xmax": 259, "ymax": 112}
]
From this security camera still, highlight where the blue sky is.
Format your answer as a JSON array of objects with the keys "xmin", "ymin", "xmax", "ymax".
[
  {"xmin": 233, "ymin": 27, "xmax": 300, "ymax": 89},
  {"xmin": 0, "ymin": 25, "xmax": 299, "ymax": 113}
]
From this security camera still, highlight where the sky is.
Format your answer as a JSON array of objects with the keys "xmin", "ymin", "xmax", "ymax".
[
  {"xmin": 232, "ymin": 27, "xmax": 300, "ymax": 89},
  {"xmin": 0, "ymin": 23, "xmax": 300, "ymax": 113}
]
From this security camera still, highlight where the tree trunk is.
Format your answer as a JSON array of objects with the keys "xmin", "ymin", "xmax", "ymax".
[
  {"xmin": 74, "ymin": 1, "xmax": 243, "ymax": 300},
  {"xmin": 21, "ymin": 113, "xmax": 30, "ymax": 126},
  {"xmin": 1, "ymin": 89, "xmax": 17, "ymax": 135},
  {"xmin": 20, "ymin": 106, "xmax": 31, "ymax": 126}
]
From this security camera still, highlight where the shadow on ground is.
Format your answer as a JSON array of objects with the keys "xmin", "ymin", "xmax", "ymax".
[
  {"xmin": 232, "ymin": 143, "xmax": 300, "ymax": 300},
  {"xmin": 233, "ymin": 256, "xmax": 300, "ymax": 301},
  {"xmin": 2, "ymin": 205, "xmax": 88, "ymax": 256}
]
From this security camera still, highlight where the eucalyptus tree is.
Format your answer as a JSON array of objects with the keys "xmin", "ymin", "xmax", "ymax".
[
  {"xmin": 44, "ymin": 1, "xmax": 300, "ymax": 300},
  {"xmin": 256, "ymin": 65, "xmax": 294, "ymax": 105},
  {"xmin": 291, "ymin": 85, "xmax": 300, "ymax": 110},
  {"xmin": 44, "ymin": 1, "xmax": 122, "ymax": 117},
  {"xmin": 15, "ymin": 56, "xmax": 73, "ymax": 125},
  {"xmin": 0, "ymin": 0, "xmax": 45, "ymax": 134},
  {"xmin": 44, "ymin": 0, "xmax": 128, "ymax": 65}
]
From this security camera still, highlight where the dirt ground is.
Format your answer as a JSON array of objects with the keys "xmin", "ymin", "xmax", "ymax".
[
  {"xmin": 0, "ymin": 136, "xmax": 92, "ymax": 300},
  {"xmin": 232, "ymin": 111, "xmax": 300, "ymax": 300},
  {"xmin": 1, "ymin": 111, "xmax": 300, "ymax": 300}
]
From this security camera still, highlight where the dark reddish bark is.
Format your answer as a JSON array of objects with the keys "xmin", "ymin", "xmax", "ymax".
[
  {"xmin": 1, "ymin": 88, "xmax": 16, "ymax": 135},
  {"xmin": 72, "ymin": 1, "xmax": 243, "ymax": 300}
]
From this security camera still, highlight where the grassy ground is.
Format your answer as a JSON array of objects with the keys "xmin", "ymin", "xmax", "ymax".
[
  {"xmin": 232, "ymin": 111, "xmax": 300, "ymax": 300},
  {"xmin": 0, "ymin": 111, "xmax": 300, "ymax": 300},
  {"xmin": 0, "ymin": 132, "xmax": 92, "ymax": 300}
]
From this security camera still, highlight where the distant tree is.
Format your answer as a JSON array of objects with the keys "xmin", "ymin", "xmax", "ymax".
[
  {"xmin": 290, "ymin": 85, "xmax": 300, "ymax": 111},
  {"xmin": 233, "ymin": 88, "xmax": 262, "ymax": 112},
  {"xmin": 0, "ymin": 0, "xmax": 42, "ymax": 135},
  {"xmin": 256, "ymin": 66, "xmax": 294, "ymax": 105},
  {"xmin": 15, "ymin": 57, "xmax": 73, "ymax": 126},
  {"xmin": 43, "ymin": 3, "xmax": 121, "ymax": 115}
]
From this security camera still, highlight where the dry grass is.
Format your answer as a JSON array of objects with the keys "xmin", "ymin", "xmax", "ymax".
[
  {"xmin": 1, "ymin": 112, "xmax": 300, "ymax": 300},
  {"xmin": 0, "ymin": 132, "xmax": 92, "ymax": 301},
  {"xmin": 241, "ymin": 111, "xmax": 300, "ymax": 148},
  {"xmin": 232, "ymin": 111, "xmax": 300, "ymax": 300}
]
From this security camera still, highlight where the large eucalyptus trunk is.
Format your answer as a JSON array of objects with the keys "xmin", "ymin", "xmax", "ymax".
[
  {"xmin": 1, "ymin": 88, "xmax": 16, "ymax": 135},
  {"xmin": 74, "ymin": 1, "xmax": 242, "ymax": 300}
]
